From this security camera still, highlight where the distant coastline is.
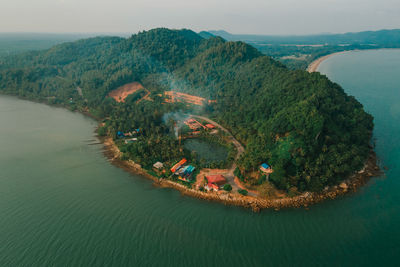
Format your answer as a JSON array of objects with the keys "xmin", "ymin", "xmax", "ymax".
[
  {"xmin": 307, "ymin": 49, "xmax": 400, "ymax": 72},
  {"xmin": 307, "ymin": 51, "xmax": 347, "ymax": 73}
]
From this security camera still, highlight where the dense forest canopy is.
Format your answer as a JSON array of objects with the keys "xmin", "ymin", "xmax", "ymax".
[{"xmin": 0, "ymin": 28, "xmax": 373, "ymax": 192}]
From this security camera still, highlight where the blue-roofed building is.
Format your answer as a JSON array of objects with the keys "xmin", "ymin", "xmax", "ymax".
[
  {"xmin": 260, "ymin": 162, "xmax": 273, "ymax": 174},
  {"xmin": 261, "ymin": 163, "xmax": 270, "ymax": 169}
]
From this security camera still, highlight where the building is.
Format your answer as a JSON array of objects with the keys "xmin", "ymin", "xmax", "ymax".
[
  {"xmin": 260, "ymin": 163, "xmax": 273, "ymax": 174},
  {"xmin": 205, "ymin": 183, "xmax": 219, "ymax": 191},
  {"xmin": 124, "ymin": 138, "xmax": 138, "ymax": 144},
  {"xmin": 205, "ymin": 174, "xmax": 227, "ymax": 191},
  {"xmin": 177, "ymin": 165, "xmax": 195, "ymax": 182},
  {"xmin": 153, "ymin": 162, "xmax": 164, "ymax": 170},
  {"xmin": 170, "ymin": 158, "xmax": 187, "ymax": 173},
  {"xmin": 184, "ymin": 118, "xmax": 206, "ymax": 130},
  {"xmin": 205, "ymin": 124, "xmax": 216, "ymax": 129}
]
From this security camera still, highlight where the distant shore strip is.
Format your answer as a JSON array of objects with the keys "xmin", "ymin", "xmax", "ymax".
[{"xmin": 307, "ymin": 51, "xmax": 347, "ymax": 73}]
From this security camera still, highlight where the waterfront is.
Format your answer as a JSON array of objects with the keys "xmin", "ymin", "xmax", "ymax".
[{"xmin": 0, "ymin": 49, "xmax": 399, "ymax": 266}]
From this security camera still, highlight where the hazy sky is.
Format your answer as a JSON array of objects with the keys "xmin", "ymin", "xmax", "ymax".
[{"xmin": 1, "ymin": 0, "xmax": 400, "ymax": 35}]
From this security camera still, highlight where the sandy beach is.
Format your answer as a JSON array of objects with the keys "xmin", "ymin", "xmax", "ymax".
[{"xmin": 307, "ymin": 51, "xmax": 347, "ymax": 73}]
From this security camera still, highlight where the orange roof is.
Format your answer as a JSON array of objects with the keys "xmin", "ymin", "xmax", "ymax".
[
  {"xmin": 171, "ymin": 158, "xmax": 187, "ymax": 172},
  {"xmin": 206, "ymin": 175, "xmax": 226, "ymax": 185},
  {"xmin": 205, "ymin": 124, "xmax": 215, "ymax": 129}
]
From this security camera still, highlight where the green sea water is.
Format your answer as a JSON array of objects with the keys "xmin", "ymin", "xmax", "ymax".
[
  {"xmin": 0, "ymin": 49, "xmax": 399, "ymax": 266},
  {"xmin": 184, "ymin": 139, "xmax": 228, "ymax": 163}
]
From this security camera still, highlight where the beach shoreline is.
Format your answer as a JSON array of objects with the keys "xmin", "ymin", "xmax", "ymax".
[
  {"xmin": 307, "ymin": 51, "xmax": 347, "ymax": 73},
  {"xmin": 100, "ymin": 135, "xmax": 381, "ymax": 212}
]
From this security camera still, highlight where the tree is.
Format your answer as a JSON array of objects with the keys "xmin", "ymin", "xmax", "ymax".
[
  {"xmin": 223, "ymin": 184, "xmax": 232, "ymax": 191},
  {"xmin": 238, "ymin": 189, "xmax": 248, "ymax": 196}
]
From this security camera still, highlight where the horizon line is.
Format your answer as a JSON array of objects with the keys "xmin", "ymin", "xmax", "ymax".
[{"xmin": 0, "ymin": 27, "xmax": 399, "ymax": 37}]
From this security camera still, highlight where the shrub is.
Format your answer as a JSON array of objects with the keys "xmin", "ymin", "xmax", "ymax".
[
  {"xmin": 238, "ymin": 189, "xmax": 248, "ymax": 196},
  {"xmin": 223, "ymin": 184, "xmax": 232, "ymax": 191}
]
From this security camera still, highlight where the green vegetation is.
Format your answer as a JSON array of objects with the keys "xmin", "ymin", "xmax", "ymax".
[
  {"xmin": 208, "ymin": 29, "xmax": 400, "ymax": 69},
  {"xmin": 238, "ymin": 189, "xmax": 248, "ymax": 196},
  {"xmin": 0, "ymin": 28, "xmax": 373, "ymax": 193},
  {"xmin": 183, "ymin": 132, "xmax": 235, "ymax": 169},
  {"xmin": 223, "ymin": 184, "xmax": 232, "ymax": 192}
]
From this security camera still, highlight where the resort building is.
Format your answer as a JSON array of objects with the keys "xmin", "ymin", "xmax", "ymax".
[
  {"xmin": 153, "ymin": 162, "xmax": 164, "ymax": 170},
  {"xmin": 205, "ymin": 174, "xmax": 227, "ymax": 191},
  {"xmin": 170, "ymin": 158, "xmax": 187, "ymax": 173},
  {"xmin": 260, "ymin": 163, "xmax": 273, "ymax": 174}
]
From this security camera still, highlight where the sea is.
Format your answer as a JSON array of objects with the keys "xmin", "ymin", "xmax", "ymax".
[{"xmin": 0, "ymin": 49, "xmax": 399, "ymax": 266}]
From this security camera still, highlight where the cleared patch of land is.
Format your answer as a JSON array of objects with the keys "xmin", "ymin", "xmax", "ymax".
[
  {"xmin": 165, "ymin": 91, "xmax": 206, "ymax": 106},
  {"xmin": 109, "ymin": 82, "xmax": 144, "ymax": 102}
]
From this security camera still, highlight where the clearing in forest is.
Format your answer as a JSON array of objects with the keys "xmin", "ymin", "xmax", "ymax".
[{"xmin": 109, "ymin": 82, "xmax": 144, "ymax": 102}]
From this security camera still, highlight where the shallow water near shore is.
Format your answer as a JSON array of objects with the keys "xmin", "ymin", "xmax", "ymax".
[{"xmin": 0, "ymin": 49, "xmax": 399, "ymax": 266}]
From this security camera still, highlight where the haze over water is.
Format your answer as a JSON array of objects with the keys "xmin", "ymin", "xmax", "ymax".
[{"xmin": 0, "ymin": 49, "xmax": 399, "ymax": 266}]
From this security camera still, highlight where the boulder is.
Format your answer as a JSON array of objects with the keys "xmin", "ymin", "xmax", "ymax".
[{"xmin": 339, "ymin": 182, "xmax": 348, "ymax": 190}]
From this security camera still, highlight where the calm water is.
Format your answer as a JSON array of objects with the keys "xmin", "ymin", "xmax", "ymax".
[
  {"xmin": 184, "ymin": 139, "xmax": 228, "ymax": 163},
  {"xmin": 0, "ymin": 49, "xmax": 399, "ymax": 266}
]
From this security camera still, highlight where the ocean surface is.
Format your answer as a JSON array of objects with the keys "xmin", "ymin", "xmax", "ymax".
[{"xmin": 0, "ymin": 49, "xmax": 399, "ymax": 266}]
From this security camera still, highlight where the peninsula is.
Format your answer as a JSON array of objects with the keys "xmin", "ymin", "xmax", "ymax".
[{"xmin": 0, "ymin": 28, "xmax": 379, "ymax": 210}]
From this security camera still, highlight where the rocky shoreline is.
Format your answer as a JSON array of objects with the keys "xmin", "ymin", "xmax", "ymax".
[{"xmin": 100, "ymin": 136, "xmax": 381, "ymax": 212}]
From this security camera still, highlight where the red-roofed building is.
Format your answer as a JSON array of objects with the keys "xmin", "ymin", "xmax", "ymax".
[
  {"xmin": 170, "ymin": 158, "xmax": 187, "ymax": 173},
  {"xmin": 205, "ymin": 124, "xmax": 216, "ymax": 129},
  {"xmin": 206, "ymin": 175, "xmax": 226, "ymax": 185},
  {"xmin": 205, "ymin": 183, "xmax": 219, "ymax": 192}
]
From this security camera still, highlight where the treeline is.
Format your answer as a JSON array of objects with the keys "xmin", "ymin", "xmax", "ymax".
[
  {"xmin": 105, "ymin": 97, "xmax": 188, "ymax": 170},
  {"xmin": 0, "ymin": 28, "xmax": 373, "ymax": 192}
]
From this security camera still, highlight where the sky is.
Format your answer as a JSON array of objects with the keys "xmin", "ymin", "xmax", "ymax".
[{"xmin": 1, "ymin": 0, "xmax": 400, "ymax": 35}]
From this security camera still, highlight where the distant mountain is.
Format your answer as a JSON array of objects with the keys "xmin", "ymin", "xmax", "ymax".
[
  {"xmin": 207, "ymin": 30, "xmax": 234, "ymax": 40},
  {"xmin": 208, "ymin": 29, "xmax": 400, "ymax": 45},
  {"xmin": 0, "ymin": 33, "xmax": 99, "ymax": 56},
  {"xmin": 198, "ymin": 31, "xmax": 215, "ymax": 39},
  {"xmin": 0, "ymin": 28, "xmax": 373, "ymax": 192}
]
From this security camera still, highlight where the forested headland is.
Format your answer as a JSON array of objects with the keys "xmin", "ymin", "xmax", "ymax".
[{"xmin": 0, "ymin": 28, "xmax": 374, "ymax": 193}]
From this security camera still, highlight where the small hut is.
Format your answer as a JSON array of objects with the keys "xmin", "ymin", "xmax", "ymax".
[
  {"xmin": 153, "ymin": 162, "xmax": 164, "ymax": 171},
  {"xmin": 260, "ymin": 163, "xmax": 273, "ymax": 174}
]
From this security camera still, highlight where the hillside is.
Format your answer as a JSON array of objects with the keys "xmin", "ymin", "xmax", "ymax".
[
  {"xmin": 208, "ymin": 29, "xmax": 400, "ymax": 69},
  {"xmin": 0, "ymin": 28, "xmax": 373, "ymax": 192},
  {"xmin": 0, "ymin": 33, "xmax": 99, "ymax": 57}
]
